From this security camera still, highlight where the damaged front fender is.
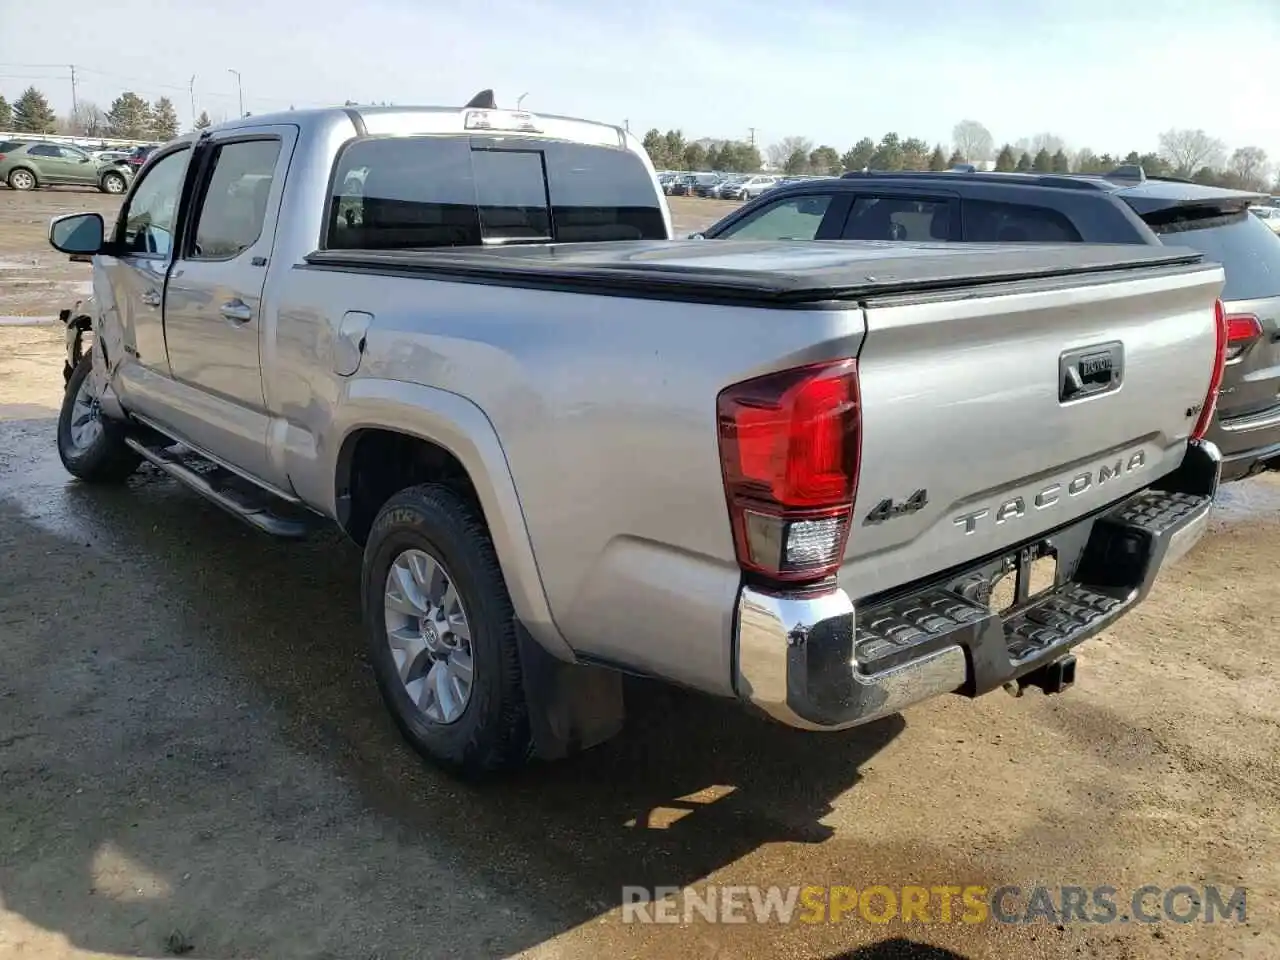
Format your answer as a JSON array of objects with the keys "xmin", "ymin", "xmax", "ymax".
[{"xmin": 60, "ymin": 296, "xmax": 95, "ymax": 385}]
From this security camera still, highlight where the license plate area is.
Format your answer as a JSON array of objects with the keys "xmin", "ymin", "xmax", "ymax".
[{"xmin": 988, "ymin": 544, "xmax": 1058, "ymax": 615}]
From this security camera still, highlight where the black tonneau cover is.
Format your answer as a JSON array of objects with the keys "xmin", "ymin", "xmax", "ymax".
[{"xmin": 303, "ymin": 239, "xmax": 1206, "ymax": 306}]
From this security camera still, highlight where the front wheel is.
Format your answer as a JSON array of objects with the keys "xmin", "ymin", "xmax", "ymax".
[
  {"xmin": 100, "ymin": 171, "xmax": 127, "ymax": 194},
  {"xmin": 8, "ymin": 168, "xmax": 36, "ymax": 191},
  {"xmin": 56, "ymin": 352, "xmax": 140, "ymax": 483},
  {"xmin": 362, "ymin": 483, "xmax": 531, "ymax": 776}
]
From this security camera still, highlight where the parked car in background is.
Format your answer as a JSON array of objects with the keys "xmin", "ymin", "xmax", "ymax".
[
  {"xmin": 91, "ymin": 149, "xmax": 132, "ymax": 164},
  {"xmin": 699, "ymin": 166, "xmax": 1280, "ymax": 482},
  {"xmin": 124, "ymin": 144, "xmax": 159, "ymax": 172},
  {"xmin": 1249, "ymin": 205, "xmax": 1280, "ymax": 234},
  {"xmin": 0, "ymin": 140, "xmax": 132, "ymax": 194},
  {"xmin": 47, "ymin": 103, "xmax": 1224, "ymax": 778},
  {"xmin": 724, "ymin": 174, "xmax": 779, "ymax": 200},
  {"xmin": 695, "ymin": 174, "xmax": 734, "ymax": 198}
]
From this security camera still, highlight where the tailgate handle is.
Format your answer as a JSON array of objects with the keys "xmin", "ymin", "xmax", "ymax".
[{"xmin": 1059, "ymin": 341, "xmax": 1123, "ymax": 403}]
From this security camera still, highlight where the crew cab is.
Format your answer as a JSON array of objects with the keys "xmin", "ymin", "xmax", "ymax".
[
  {"xmin": 700, "ymin": 167, "xmax": 1280, "ymax": 483},
  {"xmin": 47, "ymin": 102, "xmax": 1227, "ymax": 776}
]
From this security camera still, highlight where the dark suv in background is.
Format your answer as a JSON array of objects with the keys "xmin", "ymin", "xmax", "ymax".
[{"xmin": 699, "ymin": 166, "xmax": 1280, "ymax": 482}]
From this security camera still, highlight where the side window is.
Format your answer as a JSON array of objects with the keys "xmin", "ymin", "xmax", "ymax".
[
  {"xmin": 471, "ymin": 149, "xmax": 551, "ymax": 241},
  {"xmin": 841, "ymin": 196, "xmax": 952, "ymax": 241},
  {"xmin": 58, "ymin": 146, "xmax": 88, "ymax": 161},
  {"xmin": 188, "ymin": 139, "xmax": 282, "ymax": 260},
  {"xmin": 117, "ymin": 147, "xmax": 190, "ymax": 257},
  {"xmin": 964, "ymin": 199, "xmax": 1082, "ymax": 243},
  {"xmin": 717, "ymin": 194, "xmax": 833, "ymax": 240},
  {"xmin": 327, "ymin": 137, "xmax": 481, "ymax": 250},
  {"xmin": 29, "ymin": 144, "xmax": 59, "ymax": 157}
]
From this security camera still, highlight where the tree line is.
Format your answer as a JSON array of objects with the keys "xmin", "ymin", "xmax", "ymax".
[
  {"xmin": 0, "ymin": 84, "xmax": 202, "ymax": 143},
  {"xmin": 644, "ymin": 119, "xmax": 1280, "ymax": 194},
  {"xmin": 5, "ymin": 86, "xmax": 1275, "ymax": 193}
]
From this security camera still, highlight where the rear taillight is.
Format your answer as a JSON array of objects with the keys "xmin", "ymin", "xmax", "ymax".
[
  {"xmin": 1224, "ymin": 312, "xmax": 1263, "ymax": 362},
  {"xmin": 717, "ymin": 359, "xmax": 861, "ymax": 583},
  {"xmin": 1192, "ymin": 299, "xmax": 1230, "ymax": 441}
]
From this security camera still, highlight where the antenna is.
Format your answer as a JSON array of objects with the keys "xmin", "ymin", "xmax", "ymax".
[{"xmin": 464, "ymin": 89, "xmax": 497, "ymax": 109}]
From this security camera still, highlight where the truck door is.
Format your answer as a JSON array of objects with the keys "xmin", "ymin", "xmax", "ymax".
[
  {"xmin": 94, "ymin": 143, "xmax": 192, "ymax": 406},
  {"xmin": 161, "ymin": 125, "xmax": 297, "ymax": 488}
]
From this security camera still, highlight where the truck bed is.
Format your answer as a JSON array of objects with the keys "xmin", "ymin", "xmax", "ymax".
[{"xmin": 303, "ymin": 239, "xmax": 1206, "ymax": 306}]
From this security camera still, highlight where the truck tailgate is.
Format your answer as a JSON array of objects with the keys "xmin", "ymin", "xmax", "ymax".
[{"xmin": 845, "ymin": 261, "xmax": 1225, "ymax": 598}]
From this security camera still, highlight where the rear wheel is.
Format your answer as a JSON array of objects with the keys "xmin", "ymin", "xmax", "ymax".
[
  {"xmin": 8, "ymin": 168, "xmax": 36, "ymax": 191},
  {"xmin": 56, "ymin": 352, "xmax": 140, "ymax": 483},
  {"xmin": 362, "ymin": 483, "xmax": 531, "ymax": 776},
  {"xmin": 100, "ymin": 171, "xmax": 127, "ymax": 194}
]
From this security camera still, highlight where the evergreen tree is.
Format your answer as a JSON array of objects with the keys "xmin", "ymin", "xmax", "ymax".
[
  {"xmin": 928, "ymin": 144, "xmax": 948, "ymax": 171},
  {"xmin": 0, "ymin": 95, "xmax": 12, "ymax": 129},
  {"xmin": 106, "ymin": 92, "xmax": 154, "ymax": 139},
  {"xmin": 994, "ymin": 145, "xmax": 1017, "ymax": 172},
  {"xmin": 194, "ymin": 110, "xmax": 212, "ymax": 130},
  {"xmin": 12, "ymin": 86, "xmax": 57, "ymax": 133},
  {"xmin": 151, "ymin": 97, "xmax": 179, "ymax": 140}
]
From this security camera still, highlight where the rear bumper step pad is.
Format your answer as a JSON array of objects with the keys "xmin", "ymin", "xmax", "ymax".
[{"xmin": 732, "ymin": 440, "xmax": 1221, "ymax": 730}]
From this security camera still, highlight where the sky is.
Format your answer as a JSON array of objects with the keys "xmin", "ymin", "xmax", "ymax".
[{"xmin": 2, "ymin": 0, "xmax": 1278, "ymax": 166}]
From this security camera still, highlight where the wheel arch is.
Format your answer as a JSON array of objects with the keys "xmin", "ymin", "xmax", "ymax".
[{"xmin": 329, "ymin": 378, "xmax": 573, "ymax": 662}]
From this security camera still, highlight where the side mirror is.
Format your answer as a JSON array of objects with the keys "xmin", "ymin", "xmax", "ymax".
[{"xmin": 50, "ymin": 212, "xmax": 106, "ymax": 255}]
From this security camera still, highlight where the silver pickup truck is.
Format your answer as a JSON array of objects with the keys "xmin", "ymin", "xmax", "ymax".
[{"xmin": 48, "ymin": 103, "xmax": 1228, "ymax": 776}]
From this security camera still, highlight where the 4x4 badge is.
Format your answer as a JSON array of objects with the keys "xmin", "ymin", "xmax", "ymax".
[{"xmin": 863, "ymin": 489, "xmax": 928, "ymax": 525}]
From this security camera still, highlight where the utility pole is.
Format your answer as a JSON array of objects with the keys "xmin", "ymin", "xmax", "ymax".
[
  {"xmin": 227, "ymin": 68, "xmax": 244, "ymax": 118},
  {"xmin": 748, "ymin": 127, "xmax": 756, "ymax": 147},
  {"xmin": 189, "ymin": 75, "xmax": 197, "ymax": 129},
  {"xmin": 623, "ymin": 118, "xmax": 630, "ymax": 133},
  {"xmin": 69, "ymin": 64, "xmax": 78, "ymax": 129}
]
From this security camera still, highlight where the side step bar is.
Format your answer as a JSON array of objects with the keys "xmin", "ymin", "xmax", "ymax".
[{"xmin": 124, "ymin": 436, "xmax": 314, "ymax": 539}]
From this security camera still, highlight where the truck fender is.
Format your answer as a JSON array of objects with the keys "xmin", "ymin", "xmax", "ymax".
[{"xmin": 330, "ymin": 377, "xmax": 576, "ymax": 664}]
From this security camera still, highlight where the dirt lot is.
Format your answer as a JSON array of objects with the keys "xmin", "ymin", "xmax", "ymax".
[{"xmin": 1, "ymin": 187, "xmax": 1278, "ymax": 960}]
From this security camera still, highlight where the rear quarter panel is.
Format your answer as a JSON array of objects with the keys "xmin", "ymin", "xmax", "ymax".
[{"xmin": 271, "ymin": 267, "xmax": 865, "ymax": 694}]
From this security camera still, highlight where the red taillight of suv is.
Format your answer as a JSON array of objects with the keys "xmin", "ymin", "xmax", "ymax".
[
  {"xmin": 1191, "ymin": 299, "xmax": 1230, "ymax": 441},
  {"xmin": 1224, "ymin": 312, "xmax": 1263, "ymax": 362},
  {"xmin": 717, "ymin": 358, "xmax": 861, "ymax": 583}
]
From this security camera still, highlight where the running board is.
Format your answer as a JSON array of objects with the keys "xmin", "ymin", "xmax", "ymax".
[{"xmin": 123, "ymin": 436, "xmax": 314, "ymax": 539}]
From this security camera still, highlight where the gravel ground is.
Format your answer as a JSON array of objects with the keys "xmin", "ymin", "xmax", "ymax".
[{"xmin": 1, "ymin": 187, "xmax": 1278, "ymax": 960}]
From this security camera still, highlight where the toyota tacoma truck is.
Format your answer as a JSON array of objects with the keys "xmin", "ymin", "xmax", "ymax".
[{"xmin": 47, "ymin": 101, "xmax": 1227, "ymax": 776}]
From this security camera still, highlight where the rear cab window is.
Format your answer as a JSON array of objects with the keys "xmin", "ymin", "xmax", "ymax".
[
  {"xmin": 1142, "ymin": 206, "xmax": 1280, "ymax": 301},
  {"xmin": 326, "ymin": 135, "xmax": 667, "ymax": 249}
]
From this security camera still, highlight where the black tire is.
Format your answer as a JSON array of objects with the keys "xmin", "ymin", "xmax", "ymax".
[
  {"xmin": 7, "ymin": 167, "xmax": 37, "ymax": 191},
  {"xmin": 100, "ymin": 171, "xmax": 127, "ymax": 195},
  {"xmin": 56, "ymin": 352, "xmax": 141, "ymax": 483},
  {"xmin": 362, "ymin": 483, "xmax": 531, "ymax": 776}
]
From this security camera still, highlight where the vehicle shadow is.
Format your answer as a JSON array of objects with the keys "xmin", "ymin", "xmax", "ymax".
[
  {"xmin": 0, "ymin": 440, "xmax": 905, "ymax": 959},
  {"xmin": 825, "ymin": 940, "xmax": 972, "ymax": 959}
]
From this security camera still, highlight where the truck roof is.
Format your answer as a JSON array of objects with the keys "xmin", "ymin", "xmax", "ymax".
[
  {"xmin": 306, "ymin": 238, "xmax": 1208, "ymax": 306},
  {"xmin": 203, "ymin": 104, "xmax": 630, "ymax": 148}
]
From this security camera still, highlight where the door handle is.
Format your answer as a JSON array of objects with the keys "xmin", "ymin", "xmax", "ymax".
[
  {"xmin": 219, "ymin": 300, "xmax": 253, "ymax": 323},
  {"xmin": 140, "ymin": 288, "xmax": 161, "ymax": 307}
]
